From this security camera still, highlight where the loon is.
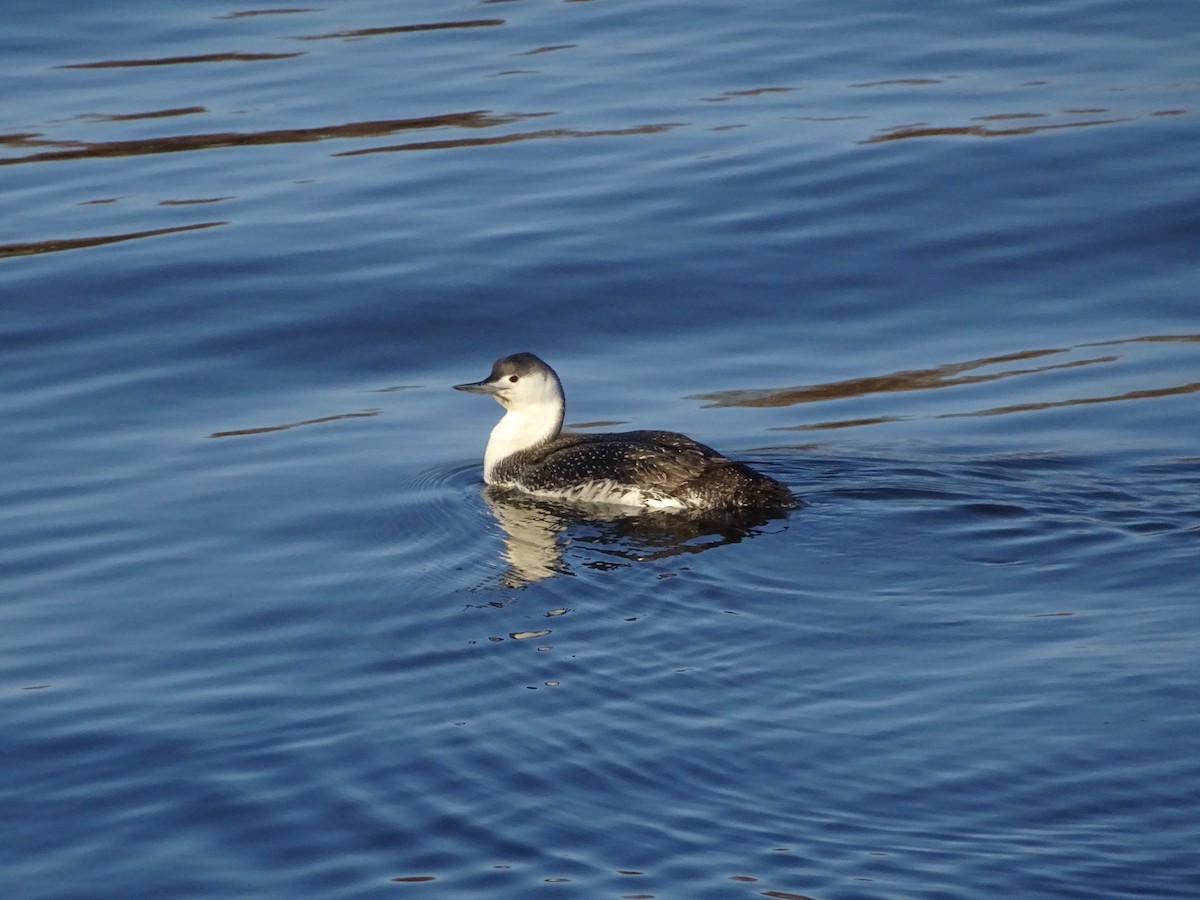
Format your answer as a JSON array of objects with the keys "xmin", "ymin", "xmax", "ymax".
[{"xmin": 454, "ymin": 352, "xmax": 795, "ymax": 511}]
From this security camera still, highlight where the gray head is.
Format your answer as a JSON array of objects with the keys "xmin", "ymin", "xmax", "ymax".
[{"xmin": 453, "ymin": 352, "xmax": 564, "ymax": 411}]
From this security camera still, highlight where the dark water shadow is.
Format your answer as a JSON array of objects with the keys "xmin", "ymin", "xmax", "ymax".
[{"xmin": 481, "ymin": 488, "xmax": 793, "ymax": 587}]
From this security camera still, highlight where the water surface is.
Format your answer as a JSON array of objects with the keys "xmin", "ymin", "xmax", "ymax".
[{"xmin": 2, "ymin": 1, "xmax": 1198, "ymax": 898}]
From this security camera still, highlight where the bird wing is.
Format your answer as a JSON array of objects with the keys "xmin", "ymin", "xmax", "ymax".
[{"xmin": 518, "ymin": 431, "xmax": 729, "ymax": 496}]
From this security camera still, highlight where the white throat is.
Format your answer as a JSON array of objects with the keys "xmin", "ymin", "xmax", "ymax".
[{"xmin": 483, "ymin": 399, "xmax": 563, "ymax": 484}]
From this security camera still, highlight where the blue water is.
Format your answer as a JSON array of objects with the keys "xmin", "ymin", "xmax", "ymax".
[{"xmin": 3, "ymin": 1, "xmax": 1198, "ymax": 898}]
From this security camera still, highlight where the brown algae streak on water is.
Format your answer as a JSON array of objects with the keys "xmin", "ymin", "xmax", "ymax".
[
  {"xmin": 364, "ymin": 384, "xmax": 421, "ymax": 394},
  {"xmin": 0, "ymin": 111, "xmax": 528, "ymax": 166},
  {"xmin": 216, "ymin": 8, "xmax": 320, "ymax": 19},
  {"xmin": 157, "ymin": 197, "xmax": 235, "ymax": 206},
  {"xmin": 209, "ymin": 410, "xmax": 380, "ymax": 439},
  {"xmin": 517, "ymin": 44, "xmax": 578, "ymax": 56},
  {"xmin": 1, "ymin": 133, "xmax": 72, "ymax": 150},
  {"xmin": 702, "ymin": 87, "xmax": 796, "ymax": 102},
  {"xmin": 860, "ymin": 116, "xmax": 1130, "ymax": 144},
  {"xmin": 0, "ymin": 221, "xmax": 226, "ymax": 259},
  {"xmin": 693, "ymin": 347, "xmax": 1115, "ymax": 408},
  {"xmin": 55, "ymin": 52, "xmax": 305, "ymax": 69},
  {"xmin": 81, "ymin": 107, "xmax": 208, "ymax": 122},
  {"xmin": 1083, "ymin": 333, "xmax": 1200, "ymax": 347},
  {"xmin": 971, "ymin": 112, "xmax": 1047, "ymax": 121},
  {"xmin": 851, "ymin": 78, "xmax": 943, "ymax": 88},
  {"xmin": 696, "ymin": 334, "xmax": 1200, "ymax": 430},
  {"xmin": 292, "ymin": 19, "xmax": 505, "ymax": 40},
  {"xmin": 781, "ymin": 416, "xmax": 906, "ymax": 432},
  {"xmin": 332, "ymin": 122, "xmax": 682, "ymax": 157},
  {"xmin": 938, "ymin": 381, "xmax": 1200, "ymax": 419}
]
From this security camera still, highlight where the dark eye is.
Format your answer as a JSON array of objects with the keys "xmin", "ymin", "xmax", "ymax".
[{"xmin": 508, "ymin": 375, "xmax": 519, "ymax": 383}]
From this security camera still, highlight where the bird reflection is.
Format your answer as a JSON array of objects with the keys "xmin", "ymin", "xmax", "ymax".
[{"xmin": 482, "ymin": 487, "xmax": 791, "ymax": 587}]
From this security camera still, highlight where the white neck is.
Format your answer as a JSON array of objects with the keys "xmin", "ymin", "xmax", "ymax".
[{"xmin": 483, "ymin": 400, "xmax": 564, "ymax": 484}]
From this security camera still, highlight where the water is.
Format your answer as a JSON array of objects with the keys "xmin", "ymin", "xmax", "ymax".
[{"xmin": 2, "ymin": 1, "xmax": 1198, "ymax": 897}]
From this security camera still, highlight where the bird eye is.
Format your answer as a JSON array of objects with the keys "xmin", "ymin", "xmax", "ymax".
[{"xmin": 508, "ymin": 375, "xmax": 519, "ymax": 383}]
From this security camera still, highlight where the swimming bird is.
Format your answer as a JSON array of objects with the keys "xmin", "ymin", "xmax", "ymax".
[{"xmin": 454, "ymin": 352, "xmax": 796, "ymax": 511}]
